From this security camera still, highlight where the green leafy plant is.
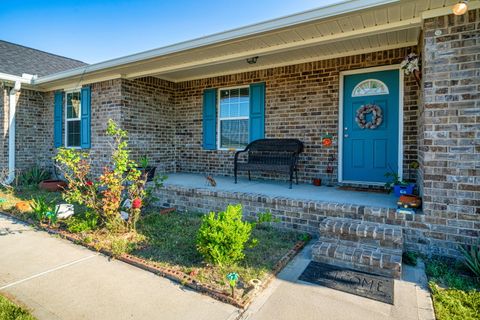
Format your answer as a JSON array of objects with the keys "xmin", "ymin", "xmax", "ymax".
[
  {"xmin": 460, "ymin": 245, "xmax": 480, "ymax": 278},
  {"xmin": 384, "ymin": 171, "xmax": 409, "ymax": 190},
  {"xmin": 255, "ymin": 212, "xmax": 280, "ymax": 225},
  {"xmin": 403, "ymin": 251, "xmax": 418, "ymax": 266},
  {"xmin": 197, "ymin": 204, "xmax": 256, "ymax": 266},
  {"xmin": 17, "ymin": 166, "xmax": 50, "ymax": 186},
  {"xmin": 30, "ymin": 196, "xmax": 58, "ymax": 226},
  {"xmin": 66, "ymin": 211, "xmax": 99, "ymax": 233},
  {"xmin": 138, "ymin": 155, "xmax": 149, "ymax": 169},
  {"xmin": 55, "ymin": 120, "xmax": 147, "ymax": 232}
]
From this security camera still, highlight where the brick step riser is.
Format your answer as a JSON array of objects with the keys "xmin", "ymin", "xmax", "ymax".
[{"xmin": 319, "ymin": 229, "xmax": 403, "ymax": 250}]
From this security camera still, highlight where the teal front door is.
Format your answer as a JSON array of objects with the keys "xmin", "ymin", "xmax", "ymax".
[{"xmin": 342, "ymin": 69, "xmax": 399, "ymax": 184}]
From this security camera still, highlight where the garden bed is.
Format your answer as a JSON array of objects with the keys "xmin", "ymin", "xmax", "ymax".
[
  {"xmin": 0, "ymin": 189, "xmax": 309, "ymax": 308},
  {"xmin": 425, "ymin": 257, "xmax": 479, "ymax": 320}
]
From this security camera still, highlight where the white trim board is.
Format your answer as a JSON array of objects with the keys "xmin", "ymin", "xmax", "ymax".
[{"xmin": 337, "ymin": 64, "xmax": 404, "ymax": 185}]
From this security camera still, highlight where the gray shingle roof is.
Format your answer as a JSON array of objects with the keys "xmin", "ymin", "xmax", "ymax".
[{"xmin": 0, "ymin": 40, "xmax": 88, "ymax": 77}]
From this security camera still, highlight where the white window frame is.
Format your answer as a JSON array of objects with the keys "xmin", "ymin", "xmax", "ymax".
[
  {"xmin": 217, "ymin": 85, "xmax": 250, "ymax": 150},
  {"xmin": 351, "ymin": 78, "xmax": 390, "ymax": 97},
  {"xmin": 64, "ymin": 90, "xmax": 82, "ymax": 149}
]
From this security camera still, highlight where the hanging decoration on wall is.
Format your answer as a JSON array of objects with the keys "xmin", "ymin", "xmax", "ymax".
[
  {"xmin": 355, "ymin": 104, "xmax": 383, "ymax": 129},
  {"xmin": 401, "ymin": 52, "xmax": 421, "ymax": 85},
  {"xmin": 322, "ymin": 133, "xmax": 333, "ymax": 147}
]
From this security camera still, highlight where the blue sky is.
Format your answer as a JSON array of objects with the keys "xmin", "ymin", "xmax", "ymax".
[{"xmin": 0, "ymin": 0, "xmax": 342, "ymax": 63}]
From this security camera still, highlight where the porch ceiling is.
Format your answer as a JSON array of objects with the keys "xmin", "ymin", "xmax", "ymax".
[{"xmin": 34, "ymin": 0, "xmax": 467, "ymax": 90}]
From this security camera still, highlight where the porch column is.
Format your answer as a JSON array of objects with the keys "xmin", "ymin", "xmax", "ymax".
[{"xmin": 418, "ymin": 9, "xmax": 479, "ymax": 255}]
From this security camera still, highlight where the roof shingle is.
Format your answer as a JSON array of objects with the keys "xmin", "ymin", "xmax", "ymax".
[{"xmin": 0, "ymin": 40, "xmax": 87, "ymax": 77}]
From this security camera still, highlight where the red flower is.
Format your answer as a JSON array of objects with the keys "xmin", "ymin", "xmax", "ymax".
[
  {"xmin": 86, "ymin": 181, "xmax": 93, "ymax": 187},
  {"xmin": 132, "ymin": 198, "xmax": 142, "ymax": 209}
]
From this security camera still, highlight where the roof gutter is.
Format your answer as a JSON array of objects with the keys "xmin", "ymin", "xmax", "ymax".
[{"xmin": 33, "ymin": 0, "xmax": 398, "ymax": 85}]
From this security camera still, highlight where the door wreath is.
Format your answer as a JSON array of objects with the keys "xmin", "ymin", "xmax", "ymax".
[{"xmin": 355, "ymin": 104, "xmax": 383, "ymax": 129}]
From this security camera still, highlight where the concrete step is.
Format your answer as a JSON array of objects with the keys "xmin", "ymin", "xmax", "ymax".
[
  {"xmin": 311, "ymin": 237, "xmax": 402, "ymax": 279},
  {"xmin": 319, "ymin": 217, "xmax": 403, "ymax": 250}
]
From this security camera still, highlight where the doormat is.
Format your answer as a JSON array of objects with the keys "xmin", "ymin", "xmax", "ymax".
[
  {"xmin": 337, "ymin": 186, "xmax": 389, "ymax": 194},
  {"xmin": 298, "ymin": 261, "xmax": 394, "ymax": 304}
]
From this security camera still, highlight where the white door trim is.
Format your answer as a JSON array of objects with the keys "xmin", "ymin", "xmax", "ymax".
[{"xmin": 338, "ymin": 64, "xmax": 404, "ymax": 185}]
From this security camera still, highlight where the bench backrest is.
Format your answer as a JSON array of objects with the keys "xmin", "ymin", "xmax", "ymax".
[
  {"xmin": 245, "ymin": 139, "xmax": 304, "ymax": 165},
  {"xmin": 246, "ymin": 139, "xmax": 304, "ymax": 153}
]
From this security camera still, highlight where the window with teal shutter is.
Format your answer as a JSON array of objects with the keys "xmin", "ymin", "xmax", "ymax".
[
  {"xmin": 54, "ymin": 91, "xmax": 63, "ymax": 147},
  {"xmin": 249, "ymin": 82, "xmax": 265, "ymax": 141},
  {"xmin": 80, "ymin": 87, "xmax": 91, "ymax": 148},
  {"xmin": 203, "ymin": 88, "xmax": 217, "ymax": 150}
]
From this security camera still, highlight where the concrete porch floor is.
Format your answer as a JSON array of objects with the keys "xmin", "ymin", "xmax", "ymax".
[{"xmin": 164, "ymin": 173, "xmax": 398, "ymax": 209}]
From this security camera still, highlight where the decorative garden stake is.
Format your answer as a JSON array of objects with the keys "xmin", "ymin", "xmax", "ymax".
[{"xmin": 226, "ymin": 272, "xmax": 239, "ymax": 298}]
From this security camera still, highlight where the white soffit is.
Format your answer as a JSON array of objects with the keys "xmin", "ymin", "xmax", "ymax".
[{"xmin": 34, "ymin": 0, "xmax": 467, "ymax": 89}]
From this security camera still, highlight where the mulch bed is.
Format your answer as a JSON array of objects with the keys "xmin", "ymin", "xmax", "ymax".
[{"xmin": 0, "ymin": 211, "xmax": 308, "ymax": 309}]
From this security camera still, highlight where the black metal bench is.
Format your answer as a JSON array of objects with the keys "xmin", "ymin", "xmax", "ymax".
[{"xmin": 234, "ymin": 139, "xmax": 304, "ymax": 188}]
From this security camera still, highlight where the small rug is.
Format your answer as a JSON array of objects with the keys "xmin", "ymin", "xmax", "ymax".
[
  {"xmin": 298, "ymin": 261, "xmax": 394, "ymax": 304},
  {"xmin": 337, "ymin": 186, "xmax": 389, "ymax": 194}
]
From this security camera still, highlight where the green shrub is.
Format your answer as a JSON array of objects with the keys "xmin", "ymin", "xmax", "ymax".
[
  {"xmin": 197, "ymin": 204, "xmax": 256, "ymax": 266},
  {"xmin": 429, "ymin": 282, "xmax": 480, "ymax": 320}
]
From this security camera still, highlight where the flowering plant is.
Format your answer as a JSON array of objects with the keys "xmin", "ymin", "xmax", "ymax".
[
  {"xmin": 400, "ymin": 53, "xmax": 420, "ymax": 75},
  {"xmin": 55, "ymin": 119, "xmax": 147, "ymax": 232}
]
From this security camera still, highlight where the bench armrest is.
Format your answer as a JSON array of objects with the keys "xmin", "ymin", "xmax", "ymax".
[{"xmin": 234, "ymin": 148, "xmax": 248, "ymax": 163}]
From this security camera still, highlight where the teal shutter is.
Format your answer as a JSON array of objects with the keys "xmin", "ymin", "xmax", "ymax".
[
  {"xmin": 54, "ymin": 91, "xmax": 63, "ymax": 147},
  {"xmin": 249, "ymin": 82, "xmax": 265, "ymax": 141},
  {"xmin": 80, "ymin": 86, "xmax": 91, "ymax": 149},
  {"xmin": 203, "ymin": 88, "xmax": 217, "ymax": 150}
]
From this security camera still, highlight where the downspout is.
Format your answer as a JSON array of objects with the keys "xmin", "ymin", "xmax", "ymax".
[{"xmin": 6, "ymin": 80, "xmax": 21, "ymax": 184}]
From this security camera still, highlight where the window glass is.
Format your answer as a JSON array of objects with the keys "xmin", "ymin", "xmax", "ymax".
[
  {"xmin": 220, "ymin": 119, "xmax": 249, "ymax": 149},
  {"xmin": 352, "ymin": 79, "xmax": 389, "ymax": 97},
  {"xmin": 65, "ymin": 91, "xmax": 81, "ymax": 147},
  {"xmin": 219, "ymin": 87, "xmax": 249, "ymax": 149}
]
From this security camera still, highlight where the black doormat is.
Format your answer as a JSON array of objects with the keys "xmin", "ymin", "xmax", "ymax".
[
  {"xmin": 298, "ymin": 261, "xmax": 394, "ymax": 304},
  {"xmin": 337, "ymin": 186, "xmax": 389, "ymax": 194}
]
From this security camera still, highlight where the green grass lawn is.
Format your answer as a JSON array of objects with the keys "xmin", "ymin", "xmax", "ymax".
[
  {"xmin": 425, "ymin": 257, "xmax": 480, "ymax": 320},
  {"xmin": 0, "ymin": 294, "xmax": 36, "ymax": 320},
  {"xmin": 134, "ymin": 211, "xmax": 303, "ymax": 289}
]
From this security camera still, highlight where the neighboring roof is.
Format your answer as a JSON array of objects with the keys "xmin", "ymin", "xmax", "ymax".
[
  {"xmin": 25, "ymin": 0, "xmax": 479, "ymax": 90},
  {"xmin": 0, "ymin": 40, "xmax": 87, "ymax": 77}
]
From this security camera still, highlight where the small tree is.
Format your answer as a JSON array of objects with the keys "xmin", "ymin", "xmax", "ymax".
[
  {"xmin": 197, "ymin": 204, "xmax": 256, "ymax": 266},
  {"xmin": 55, "ymin": 119, "xmax": 146, "ymax": 232}
]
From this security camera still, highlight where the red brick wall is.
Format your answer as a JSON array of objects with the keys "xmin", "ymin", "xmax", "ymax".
[{"xmin": 175, "ymin": 46, "xmax": 420, "ymax": 183}]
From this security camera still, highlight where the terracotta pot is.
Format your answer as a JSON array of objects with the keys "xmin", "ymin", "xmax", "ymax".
[
  {"xmin": 313, "ymin": 178, "xmax": 322, "ymax": 186},
  {"xmin": 39, "ymin": 180, "xmax": 68, "ymax": 192}
]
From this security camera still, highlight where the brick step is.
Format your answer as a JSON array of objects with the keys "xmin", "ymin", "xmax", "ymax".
[
  {"xmin": 319, "ymin": 217, "xmax": 403, "ymax": 250},
  {"xmin": 311, "ymin": 237, "xmax": 402, "ymax": 279}
]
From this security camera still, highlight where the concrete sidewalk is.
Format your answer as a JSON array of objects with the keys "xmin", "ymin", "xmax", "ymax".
[
  {"xmin": 1, "ymin": 213, "xmax": 435, "ymax": 320},
  {"xmin": 240, "ymin": 244, "xmax": 435, "ymax": 320},
  {"xmin": 0, "ymin": 214, "xmax": 240, "ymax": 320}
]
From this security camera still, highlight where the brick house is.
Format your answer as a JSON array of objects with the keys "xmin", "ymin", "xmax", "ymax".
[{"xmin": 1, "ymin": 0, "xmax": 478, "ymax": 277}]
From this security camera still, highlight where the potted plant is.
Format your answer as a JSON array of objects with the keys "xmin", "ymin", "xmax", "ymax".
[
  {"xmin": 385, "ymin": 170, "xmax": 415, "ymax": 197},
  {"xmin": 137, "ymin": 155, "xmax": 156, "ymax": 182}
]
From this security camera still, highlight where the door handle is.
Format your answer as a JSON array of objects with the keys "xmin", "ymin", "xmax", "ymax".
[{"xmin": 344, "ymin": 134, "xmax": 349, "ymax": 138}]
